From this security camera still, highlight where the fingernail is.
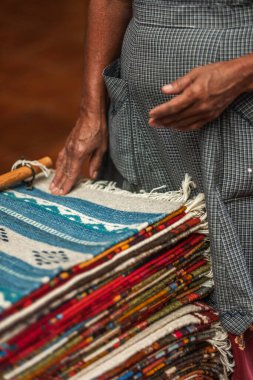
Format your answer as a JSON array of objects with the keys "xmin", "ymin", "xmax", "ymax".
[
  {"xmin": 59, "ymin": 189, "xmax": 64, "ymax": 195},
  {"xmin": 52, "ymin": 187, "xmax": 60, "ymax": 194},
  {"xmin": 162, "ymin": 84, "xmax": 173, "ymax": 92},
  {"xmin": 149, "ymin": 118, "xmax": 158, "ymax": 127}
]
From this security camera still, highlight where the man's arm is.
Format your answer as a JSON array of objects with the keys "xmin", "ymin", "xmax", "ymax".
[{"xmin": 51, "ymin": 0, "xmax": 132, "ymax": 195}]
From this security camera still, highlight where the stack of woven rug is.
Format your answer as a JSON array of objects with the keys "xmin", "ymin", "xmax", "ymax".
[{"xmin": 0, "ymin": 173, "xmax": 233, "ymax": 379}]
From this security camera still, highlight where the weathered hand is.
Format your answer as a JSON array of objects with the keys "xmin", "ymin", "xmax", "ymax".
[
  {"xmin": 50, "ymin": 110, "xmax": 108, "ymax": 195},
  {"xmin": 149, "ymin": 59, "xmax": 247, "ymax": 131}
]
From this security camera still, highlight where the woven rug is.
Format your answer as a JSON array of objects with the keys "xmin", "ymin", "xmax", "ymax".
[{"xmin": 0, "ymin": 173, "xmax": 234, "ymax": 379}]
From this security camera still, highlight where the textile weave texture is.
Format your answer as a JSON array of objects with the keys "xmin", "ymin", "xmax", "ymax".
[
  {"xmin": 0, "ymin": 174, "xmax": 233, "ymax": 379},
  {"xmin": 102, "ymin": 0, "xmax": 253, "ymax": 335}
]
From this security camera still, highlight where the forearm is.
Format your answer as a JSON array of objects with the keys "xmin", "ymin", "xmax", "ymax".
[{"xmin": 81, "ymin": 0, "xmax": 132, "ymax": 115}]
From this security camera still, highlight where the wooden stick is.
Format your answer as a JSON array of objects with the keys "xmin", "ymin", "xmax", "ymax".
[{"xmin": 0, "ymin": 157, "xmax": 53, "ymax": 191}]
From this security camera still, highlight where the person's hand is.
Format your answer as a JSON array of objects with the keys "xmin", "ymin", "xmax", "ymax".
[
  {"xmin": 149, "ymin": 59, "xmax": 247, "ymax": 131},
  {"xmin": 50, "ymin": 110, "xmax": 108, "ymax": 195}
]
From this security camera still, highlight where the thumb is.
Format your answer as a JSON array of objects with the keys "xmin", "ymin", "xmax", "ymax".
[{"xmin": 162, "ymin": 73, "xmax": 193, "ymax": 95}]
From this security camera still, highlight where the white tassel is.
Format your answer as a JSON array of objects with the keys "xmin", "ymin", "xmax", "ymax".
[
  {"xmin": 202, "ymin": 279, "xmax": 214, "ymax": 289},
  {"xmin": 208, "ymin": 322, "xmax": 235, "ymax": 375},
  {"xmin": 181, "ymin": 173, "xmax": 197, "ymax": 202},
  {"xmin": 184, "ymin": 192, "xmax": 209, "ymax": 234},
  {"xmin": 80, "ymin": 174, "xmax": 196, "ymax": 204},
  {"xmin": 149, "ymin": 185, "xmax": 167, "ymax": 194},
  {"xmin": 201, "ymin": 249, "xmax": 214, "ymax": 280},
  {"xmin": 185, "ymin": 193, "xmax": 205, "ymax": 215}
]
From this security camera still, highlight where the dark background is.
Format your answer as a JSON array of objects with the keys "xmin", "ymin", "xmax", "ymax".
[{"xmin": 0, "ymin": 0, "xmax": 88, "ymax": 174}]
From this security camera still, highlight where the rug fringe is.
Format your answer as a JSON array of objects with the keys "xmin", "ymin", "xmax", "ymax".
[
  {"xmin": 82, "ymin": 174, "xmax": 208, "ymax": 234},
  {"xmin": 202, "ymin": 247, "xmax": 214, "ymax": 281},
  {"xmin": 81, "ymin": 174, "xmax": 196, "ymax": 203},
  {"xmin": 208, "ymin": 322, "xmax": 235, "ymax": 376}
]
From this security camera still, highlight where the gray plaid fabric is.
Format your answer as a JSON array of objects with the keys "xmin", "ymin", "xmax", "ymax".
[{"xmin": 102, "ymin": 0, "xmax": 253, "ymax": 335}]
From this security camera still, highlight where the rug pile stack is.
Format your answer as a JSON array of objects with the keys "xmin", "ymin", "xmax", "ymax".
[{"xmin": 0, "ymin": 174, "xmax": 233, "ymax": 379}]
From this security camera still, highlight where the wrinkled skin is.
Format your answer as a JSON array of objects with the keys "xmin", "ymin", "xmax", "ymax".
[
  {"xmin": 149, "ymin": 57, "xmax": 253, "ymax": 131},
  {"xmin": 50, "ymin": 0, "xmax": 132, "ymax": 195},
  {"xmin": 50, "ymin": 111, "xmax": 107, "ymax": 195}
]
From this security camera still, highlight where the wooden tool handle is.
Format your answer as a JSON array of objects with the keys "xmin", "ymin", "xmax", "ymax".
[{"xmin": 0, "ymin": 157, "xmax": 53, "ymax": 191}]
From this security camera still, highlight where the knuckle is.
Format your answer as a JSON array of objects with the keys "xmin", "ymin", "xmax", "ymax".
[
  {"xmin": 199, "ymin": 102, "xmax": 210, "ymax": 113},
  {"xmin": 74, "ymin": 146, "xmax": 86, "ymax": 159},
  {"xmin": 186, "ymin": 88, "xmax": 195, "ymax": 99},
  {"xmin": 66, "ymin": 141, "xmax": 86, "ymax": 159},
  {"xmin": 192, "ymin": 87, "xmax": 202, "ymax": 99},
  {"xmin": 187, "ymin": 84, "xmax": 202, "ymax": 99}
]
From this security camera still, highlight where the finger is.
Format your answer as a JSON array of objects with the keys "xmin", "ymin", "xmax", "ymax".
[
  {"xmin": 161, "ymin": 73, "xmax": 194, "ymax": 95},
  {"xmin": 149, "ymin": 93, "xmax": 196, "ymax": 120},
  {"xmin": 153, "ymin": 107, "xmax": 219, "ymax": 128},
  {"xmin": 55, "ymin": 152, "xmax": 65, "ymax": 171},
  {"xmin": 50, "ymin": 170, "xmax": 64, "ymax": 194},
  {"xmin": 50, "ymin": 153, "xmax": 67, "ymax": 193},
  {"xmin": 57, "ymin": 160, "xmax": 84, "ymax": 195},
  {"xmin": 150, "ymin": 115, "xmax": 207, "ymax": 130},
  {"xmin": 149, "ymin": 104, "xmax": 196, "ymax": 127},
  {"xmin": 52, "ymin": 147, "xmax": 86, "ymax": 195},
  {"xmin": 89, "ymin": 147, "xmax": 106, "ymax": 179},
  {"xmin": 149, "ymin": 105, "xmax": 204, "ymax": 127}
]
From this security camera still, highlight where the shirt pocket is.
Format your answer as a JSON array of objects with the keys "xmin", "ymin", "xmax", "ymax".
[{"xmin": 103, "ymin": 58, "xmax": 138, "ymax": 185}]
